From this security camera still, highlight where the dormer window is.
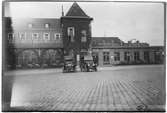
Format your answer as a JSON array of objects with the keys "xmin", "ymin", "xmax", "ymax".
[
  {"xmin": 45, "ymin": 23, "xmax": 49, "ymax": 28},
  {"xmin": 28, "ymin": 23, "xmax": 33, "ymax": 28}
]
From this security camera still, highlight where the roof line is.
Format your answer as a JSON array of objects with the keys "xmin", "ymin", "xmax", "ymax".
[{"xmin": 65, "ymin": 2, "xmax": 89, "ymax": 17}]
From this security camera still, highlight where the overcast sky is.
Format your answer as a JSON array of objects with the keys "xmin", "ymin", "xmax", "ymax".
[{"xmin": 5, "ymin": 2, "xmax": 164, "ymax": 46}]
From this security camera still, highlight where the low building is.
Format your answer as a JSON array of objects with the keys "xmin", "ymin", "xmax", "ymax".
[{"xmin": 92, "ymin": 37, "xmax": 164, "ymax": 66}]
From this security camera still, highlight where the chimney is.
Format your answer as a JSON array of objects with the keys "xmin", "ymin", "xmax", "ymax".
[{"xmin": 62, "ymin": 5, "xmax": 64, "ymax": 16}]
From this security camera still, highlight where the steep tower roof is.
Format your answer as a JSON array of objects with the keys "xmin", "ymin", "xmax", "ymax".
[{"xmin": 65, "ymin": 2, "xmax": 89, "ymax": 17}]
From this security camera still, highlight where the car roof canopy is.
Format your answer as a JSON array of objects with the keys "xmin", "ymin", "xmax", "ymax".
[
  {"xmin": 64, "ymin": 56, "xmax": 74, "ymax": 60},
  {"xmin": 84, "ymin": 55, "xmax": 93, "ymax": 60}
]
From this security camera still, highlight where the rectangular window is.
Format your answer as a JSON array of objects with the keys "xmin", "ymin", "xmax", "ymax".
[
  {"xmin": 67, "ymin": 27, "xmax": 75, "ymax": 42},
  {"xmin": 81, "ymin": 30, "xmax": 87, "ymax": 42},
  {"xmin": 92, "ymin": 52, "xmax": 99, "ymax": 65},
  {"xmin": 114, "ymin": 52, "xmax": 120, "ymax": 61},
  {"xmin": 43, "ymin": 33, "xmax": 50, "ymax": 40},
  {"xmin": 8, "ymin": 33, "xmax": 14, "ymax": 43},
  {"xmin": 124, "ymin": 52, "xmax": 130, "ymax": 62},
  {"xmin": 134, "ymin": 51, "xmax": 140, "ymax": 61},
  {"xmin": 45, "ymin": 23, "xmax": 49, "ymax": 28},
  {"xmin": 154, "ymin": 51, "xmax": 161, "ymax": 63},
  {"xmin": 32, "ymin": 33, "xmax": 39, "ymax": 40},
  {"xmin": 144, "ymin": 51, "xmax": 149, "ymax": 63},
  {"xmin": 54, "ymin": 33, "xmax": 61, "ymax": 40},
  {"xmin": 19, "ymin": 33, "xmax": 26, "ymax": 40},
  {"xmin": 103, "ymin": 52, "xmax": 110, "ymax": 64}
]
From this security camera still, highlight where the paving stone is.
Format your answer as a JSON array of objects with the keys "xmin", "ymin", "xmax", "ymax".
[{"xmin": 8, "ymin": 65, "xmax": 165, "ymax": 111}]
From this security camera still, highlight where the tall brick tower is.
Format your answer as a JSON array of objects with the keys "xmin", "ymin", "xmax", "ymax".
[{"xmin": 61, "ymin": 2, "xmax": 93, "ymax": 63}]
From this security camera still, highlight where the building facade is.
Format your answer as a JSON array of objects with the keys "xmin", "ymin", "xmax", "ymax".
[
  {"xmin": 61, "ymin": 2, "xmax": 93, "ymax": 62},
  {"xmin": 92, "ymin": 37, "xmax": 164, "ymax": 66},
  {"xmin": 4, "ymin": 18, "xmax": 64, "ymax": 69},
  {"xmin": 4, "ymin": 2, "xmax": 93, "ymax": 70},
  {"xmin": 3, "ymin": 2, "xmax": 164, "ymax": 70}
]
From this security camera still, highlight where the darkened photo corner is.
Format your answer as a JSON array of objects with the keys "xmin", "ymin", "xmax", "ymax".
[{"xmin": 2, "ymin": 0, "xmax": 166, "ymax": 112}]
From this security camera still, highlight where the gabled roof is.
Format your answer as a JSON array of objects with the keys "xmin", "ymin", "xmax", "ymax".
[{"xmin": 66, "ymin": 2, "xmax": 89, "ymax": 17}]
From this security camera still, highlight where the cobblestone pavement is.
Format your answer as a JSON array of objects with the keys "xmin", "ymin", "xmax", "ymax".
[{"xmin": 6, "ymin": 65, "xmax": 165, "ymax": 111}]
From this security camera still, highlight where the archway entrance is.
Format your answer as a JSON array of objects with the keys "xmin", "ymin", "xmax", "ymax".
[
  {"xmin": 17, "ymin": 50, "xmax": 39, "ymax": 68},
  {"xmin": 41, "ymin": 49, "xmax": 63, "ymax": 68}
]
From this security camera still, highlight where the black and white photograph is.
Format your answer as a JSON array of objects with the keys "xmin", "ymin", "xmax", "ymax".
[{"xmin": 2, "ymin": 0, "xmax": 165, "ymax": 112}]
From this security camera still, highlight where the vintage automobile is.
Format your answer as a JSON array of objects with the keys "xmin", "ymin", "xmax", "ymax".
[
  {"xmin": 63, "ymin": 56, "xmax": 76, "ymax": 73},
  {"xmin": 80, "ymin": 55, "xmax": 97, "ymax": 72}
]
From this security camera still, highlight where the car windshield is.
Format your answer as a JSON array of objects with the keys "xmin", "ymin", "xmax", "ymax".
[
  {"xmin": 65, "ymin": 60, "xmax": 73, "ymax": 64},
  {"xmin": 86, "ymin": 61, "xmax": 93, "ymax": 63},
  {"xmin": 65, "ymin": 59, "xmax": 73, "ymax": 61}
]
